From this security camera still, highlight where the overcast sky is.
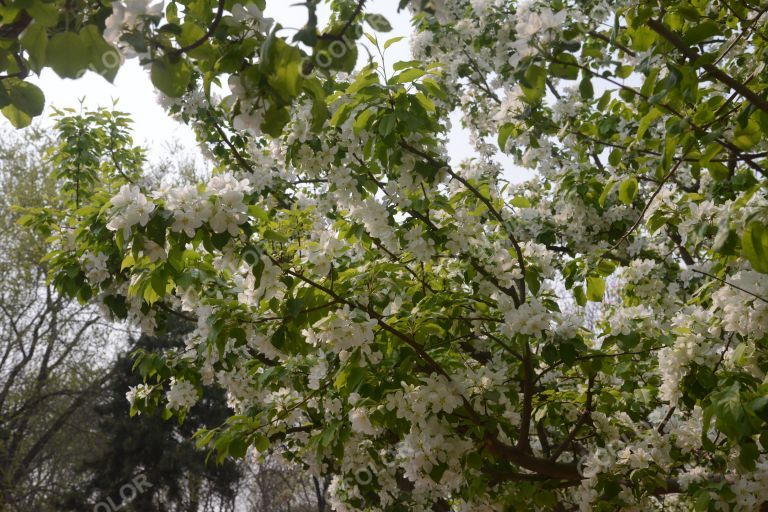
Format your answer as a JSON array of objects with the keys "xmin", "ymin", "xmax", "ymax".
[{"xmin": 2, "ymin": 1, "xmax": 532, "ymax": 181}]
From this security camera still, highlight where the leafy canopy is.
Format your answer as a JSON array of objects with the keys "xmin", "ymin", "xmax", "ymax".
[{"xmin": 8, "ymin": 0, "xmax": 768, "ymax": 510}]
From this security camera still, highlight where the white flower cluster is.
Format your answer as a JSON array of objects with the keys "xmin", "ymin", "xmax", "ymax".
[
  {"xmin": 404, "ymin": 225, "xmax": 435, "ymax": 263},
  {"xmin": 712, "ymin": 270, "xmax": 768, "ymax": 339},
  {"xmin": 125, "ymin": 383, "xmax": 153, "ymax": 408},
  {"xmin": 606, "ymin": 304, "xmax": 654, "ymax": 336},
  {"xmin": 304, "ymin": 305, "xmax": 379, "ymax": 362},
  {"xmin": 161, "ymin": 184, "xmax": 212, "ymax": 238},
  {"xmin": 730, "ymin": 460, "xmax": 768, "ymax": 511},
  {"xmin": 81, "ymin": 250, "xmax": 109, "ymax": 284},
  {"xmin": 166, "ymin": 378, "xmax": 199, "ymax": 410},
  {"xmin": 508, "ymin": 1, "xmax": 567, "ymax": 66},
  {"xmin": 207, "ymin": 174, "xmax": 252, "ymax": 236},
  {"xmin": 385, "ymin": 375, "xmax": 464, "ymax": 425},
  {"xmin": 397, "ymin": 416, "xmax": 473, "ymax": 495},
  {"xmin": 106, "ymin": 185, "xmax": 155, "ymax": 237},
  {"xmin": 657, "ymin": 308, "xmax": 717, "ymax": 401},
  {"xmin": 305, "ymin": 226, "xmax": 347, "ymax": 276},
  {"xmin": 104, "ymin": 0, "xmax": 163, "ymax": 46},
  {"xmin": 228, "ymin": 75, "xmax": 268, "ymax": 137},
  {"xmin": 502, "ymin": 298, "xmax": 551, "ymax": 336},
  {"xmin": 160, "ymin": 173, "xmax": 252, "ymax": 238},
  {"xmin": 349, "ymin": 407, "xmax": 378, "ymax": 436},
  {"xmin": 349, "ymin": 199, "xmax": 399, "ymax": 253},
  {"xmin": 235, "ymin": 254, "xmax": 285, "ymax": 307}
]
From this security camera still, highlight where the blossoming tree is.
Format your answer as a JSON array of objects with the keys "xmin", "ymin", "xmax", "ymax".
[{"xmin": 6, "ymin": 0, "xmax": 768, "ymax": 509}]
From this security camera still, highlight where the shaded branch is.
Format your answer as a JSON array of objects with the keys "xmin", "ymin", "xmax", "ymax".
[
  {"xmin": 647, "ymin": 18, "xmax": 768, "ymax": 115},
  {"xmin": 171, "ymin": 0, "xmax": 225, "ymax": 56}
]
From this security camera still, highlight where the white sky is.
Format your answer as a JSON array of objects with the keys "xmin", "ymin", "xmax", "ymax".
[{"xmin": 1, "ymin": 1, "xmax": 532, "ymax": 181}]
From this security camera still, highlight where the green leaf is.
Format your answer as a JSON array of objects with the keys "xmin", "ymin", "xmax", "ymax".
[
  {"xmin": 732, "ymin": 120, "xmax": 761, "ymax": 150},
  {"xmin": 378, "ymin": 113, "xmax": 396, "ymax": 136},
  {"xmin": 303, "ymin": 77, "xmax": 329, "ymax": 131},
  {"xmin": 346, "ymin": 70, "xmax": 379, "ymax": 94},
  {"xmin": 705, "ymin": 161, "xmax": 729, "ymax": 181},
  {"xmin": 314, "ymin": 33, "xmax": 358, "ymax": 72},
  {"xmin": 46, "ymin": 31, "xmax": 90, "ymax": 79},
  {"xmin": 261, "ymin": 104, "xmax": 291, "ymax": 137},
  {"xmin": 586, "ymin": 276, "xmax": 605, "ymax": 302},
  {"xmin": 573, "ymin": 285, "xmax": 587, "ymax": 307},
  {"xmin": 151, "ymin": 267, "xmax": 168, "ymax": 297},
  {"xmin": 608, "ymin": 149, "xmax": 622, "ymax": 166},
  {"xmin": 599, "ymin": 179, "xmax": 617, "ymax": 207},
  {"xmin": 151, "ymin": 56, "xmax": 192, "ymax": 98},
  {"xmin": 739, "ymin": 441, "xmax": 759, "ymax": 472},
  {"xmin": 365, "ymin": 13, "xmax": 392, "ymax": 32},
  {"xmin": 712, "ymin": 382, "xmax": 745, "ymax": 437},
  {"xmin": 384, "ymin": 36, "xmax": 404, "ymax": 49},
  {"xmin": 618, "ymin": 177, "xmax": 638, "ymax": 205},
  {"xmin": 6, "ymin": 78, "xmax": 44, "ymax": 117},
  {"xmin": 20, "ymin": 23, "xmax": 47, "ymax": 73},
  {"xmin": 229, "ymin": 438, "xmax": 248, "ymax": 458},
  {"xmin": 266, "ymin": 39, "xmax": 304, "ymax": 103},
  {"xmin": 630, "ymin": 26, "xmax": 656, "ymax": 51},
  {"xmin": 579, "ymin": 77, "xmax": 594, "ymax": 99},
  {"xmin": 498, "ymin": 123, "xmax": 516, "ymax": 152},
  {"xmin": 682, "ymin": 20, "xmax": 720, "ymax": 46},
  {"xmin": 521, "ymin": 65, "xmax": 546, "ymax": 102},
  {"xmin": 253, "ymin": 434, "xmax": 269, "ymax": 452},
  {"xmin": 742, "ymin": 221, "xmax": 768, "ymax": 274},
  {"xmin": 420, "ymin": 77, "xmax": 447, "ymax": 100},
  {"xmin": 121, "ymin": 254, "xmax": 135, "ymax": 271},
  {"xmin": 2, "ymin": 79, "xmax": 45, "ymax": 128},
  {"xmin": 637, "ymin": 108, "xmax": 661, "ymax": 139},
  {"xmin": 414, "ymin": 92, "xmax": 435, "ymax": 112},
  {"xmin": 0, "ymin": 83, "xmax": 9, "ymax": 110},
  {"xmin": 511, "ymin": 196, "xmax": 531, "ymax": 208},
  {"xmin": 27, "ymin": 1, "xmax": 59, "ymax": 26},
  {"xmin": 713, "ymin": 227, "xmax": 739, "ymax": 256},
  {"xmin": 549, "ymin": 53, "xmax": 579, "ymax": 80},
  {"xmin": 79, "ymin": 25, "xmax": 120, "ymax": 82},
  {"xmin": 330, "ymin": 102, "xmax": 353, "ymax": 127},
  {"xmin": 393, "ymin": 67, "xmax": 425, "ymax": 84},
  {"xmin": 353, "ymin": 108, "xmax": 375, "ymax": 134},
  {"xmin": 247, "ymin": 204, "xmax": 270, "ymax": 222},
  {"xmin": 263, "ymin": 229, "xmax": 289, "ymax": 243},
  {"xmin": 616, "ymin": 65, "xmax": 634, "ymax": 79}
]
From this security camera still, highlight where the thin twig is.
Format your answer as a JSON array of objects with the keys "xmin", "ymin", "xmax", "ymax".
[
  {"xmin": 692, "ymin": 269, "xmax": 768, "ymax": 305},
  {"xmin": 171, "ymin": 0, "xmax": 226, "ymax": 56},
  {"xmin": 609, "ymin": 144, "xmax": 692, "ymax": 252}
]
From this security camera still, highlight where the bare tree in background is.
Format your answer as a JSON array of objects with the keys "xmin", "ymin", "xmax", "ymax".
[
  {"xmin": 0, "ymin": 127, "xmax": 117, "ymax": 510},
  {"xmin": 238, "ymin": 454, "xmax": 328, "ymax": 512}
]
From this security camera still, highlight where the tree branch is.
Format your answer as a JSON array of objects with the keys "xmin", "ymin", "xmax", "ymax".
[
  {"xmin": 171, "ymin": 0, "xmax": 225, "ymax": 57},
  {"xmin": 550, "ymin": 374, "xmax": 594, "ymax": 461},
  {"xmin": 400, "ymin": 140, "xmax": 528, "ymax": 301},
  {"xmin": 647, "ymin": 18, "xmax": 768, "ymax": 115}
]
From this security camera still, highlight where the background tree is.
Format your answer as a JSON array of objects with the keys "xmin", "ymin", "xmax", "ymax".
[
  {"xmin": 0, "ymin": 119, "xmax": 271, "ymax": 511},
  {"xmin": 239, "ymin": 454, "xmax": 327, "ymax": 512},
  {"xmin": 0, "ymin": 125, "xmax": 113, "ymax": 510},
  {"xmin": 56, "ymin": 317, "xmax": 243, "ymax": 512}
]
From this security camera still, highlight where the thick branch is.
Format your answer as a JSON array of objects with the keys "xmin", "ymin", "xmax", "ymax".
[{"xmin": 647, "ymin": 18, "xmax": 768, "ymax": 115}]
